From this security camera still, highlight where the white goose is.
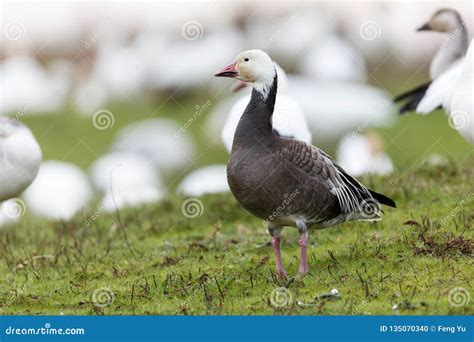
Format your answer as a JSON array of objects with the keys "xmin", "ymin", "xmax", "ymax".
[
  {"xmin": 150, "ymin": 29, "xmax": 244, "ymax": 90},
  {"xmin": 177, "ymin": 164, "xmax": 229, "ymax": 197},
  {"xmin": 23, "ymin": 161, "xmax": 92, "ymax": 220},
  {"xmin": 417, "ymin": 39, "xmax": 473, "ymax": 144},
  {"xmin": 0, "ymin": 117, "xmax": 42, "ymax": 202},
  {"xmin": 0, "ymin": 57, "xmax": 69, "ymax": 115},
  {"xmin": 394, "ymin": 9, "xmax": 472, "ymax": 143},
  {"xmin": 336, "ymin": 132, "xmax": 394, "ymax": 177},
  {"xmin": 112, "ymin": 118, "xmax": 195, "ymax": 174},
  {"xmin": 90, "ymin": 152, "xmax": 164, "ymax": 212},
  {"xmin": 449, "ymin": 39, "xmax": 473, "ymax": 144},
  {"xmin": 299, "ymin": 36, "xmax": 367, "ymax": 82},
  {"xmin": 288, "ymin": 77, "xmax": 395, "ymax": 143}
]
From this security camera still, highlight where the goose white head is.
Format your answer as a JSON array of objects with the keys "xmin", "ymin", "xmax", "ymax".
[
  {"xmin": 417, "ymin": 8, "xmax": 464, "ymax": 33},
  {"xmin": 215, "ymin": 50, "xmax": 276, "ymax": 98},
  {"xmin": 232, "ymin": 63, "xmax": 289, "ymax": 93}
]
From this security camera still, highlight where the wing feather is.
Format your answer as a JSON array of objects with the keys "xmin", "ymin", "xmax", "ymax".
[{"xmin": 282, "ymin": 140, "xmax": 378, "ymax": 215}]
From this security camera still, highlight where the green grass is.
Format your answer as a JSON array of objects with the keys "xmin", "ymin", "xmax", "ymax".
[
  {"xmin": 1, "ymin": 97, "xmax": 473, "ymax": 315},
  {"xmin": 0, "ymin": 167, "xmax": 472, "ymax": 315}
]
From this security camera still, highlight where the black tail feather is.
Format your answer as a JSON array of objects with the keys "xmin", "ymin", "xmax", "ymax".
[
  {"xmin": 393, "ymin": 81, "xmax": 431, "ymax": 115},
  {"xmin": 369, "ymin": 190, "xmax": 396, "ymax": 208},
  {"xmin": 393, "ymin": 81, "xmax": 431, "ymax": 102}
]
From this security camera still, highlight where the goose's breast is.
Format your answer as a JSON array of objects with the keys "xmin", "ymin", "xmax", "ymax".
[{"xmin": 227, "ymin": 149, "xmax": 305, "ymax": 220}]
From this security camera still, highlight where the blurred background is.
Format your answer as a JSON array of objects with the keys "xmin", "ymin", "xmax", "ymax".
[{"xmin": 1, "ymin": 0, "xmax": 472, "ymax": 223}]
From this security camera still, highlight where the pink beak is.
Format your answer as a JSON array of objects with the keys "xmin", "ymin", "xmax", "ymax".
[{"xmin": 214, "ymin": 61, "xmax": 238, "ymax": 78}]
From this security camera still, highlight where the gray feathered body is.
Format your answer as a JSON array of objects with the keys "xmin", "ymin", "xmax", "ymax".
[{"xmin": 227, "ymin": 74, "xmax": 395, "ymax": 230}]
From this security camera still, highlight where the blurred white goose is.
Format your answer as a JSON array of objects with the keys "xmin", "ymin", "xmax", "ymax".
[
  {"xmin": 74, "ymin": 36, "xmax": 149, "ymax": 114},
  {"xmin": 149, "ymin": 29, "xmax": 244, "ymax": 90},
  {"xmin": 416, "ymin": 24, "xmax": 474, "ymax": 144},
  {"xmin": 23, "ymin": 161, "xmax": 92, "ymax": 220},
  {"xmin": 0, "ymin": 117, "xmax": 42, "ymax": 202},
  {"xmin": 0, "ymin": 57, "xmax": 69, "ymax": 115},
  {"xmin": 221, "ymin": 64, "xmax": 312, "ymax": 152},
  {"xmin": 336, "ymin": 132, "xmax": 394, "ymax": 177},
  {"xmin": 394, "ymin": 9, "xmax": 470, "ymax": 128},
  {"xmin": 422, "ymin": 9, "xmax": 469, "ymax": 80},
  {"xmin": 90, "ymin": 152, "xmax": 163, "ymax": 211},
  {"xmin": 177, "ymin": 165, "xmax": 229, "ymax": 196},
  {"xmin": 112, "ymin": 118, "xmax": 195, "ymax": 173},
  {"xmin": 299, "ymin": 36, "xmax": 367, "ymax": 82},
  {"xmin": 417, "ymin": 39, "xmax": 473, "ymax": 143},
  {"xmin": 288, "ymin": 76, "xmax": 395, "ymax": 143},
  {"xmin": 246, "ymin": 12, "xmax": 333, "ymax": 66},
  {"xmin": 449, "ymin": 39, "xmax": 473, "ymax": 144}
]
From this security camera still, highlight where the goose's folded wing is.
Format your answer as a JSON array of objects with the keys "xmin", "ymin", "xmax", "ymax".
[
  {"xmin": 417, "ymin": 60, "xmax": 463, "ymax": 114},
  {"xmin": 279, "ymin": 140, "xmax": 376, "ymax": 215}
]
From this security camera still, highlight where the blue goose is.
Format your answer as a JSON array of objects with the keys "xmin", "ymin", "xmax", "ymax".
[
  {"xmin": 221, "ymin": 63, "xmax": 312, "ymax": 153},
  {"xmin": 215, "ymin": 50, "xmax": 396, "ymax": 276}
]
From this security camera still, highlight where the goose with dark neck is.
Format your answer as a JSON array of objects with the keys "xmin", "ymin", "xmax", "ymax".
[
  {"xmin": 232, "ymin": 74, "xmax": 278, "ymax": 149},
  {"xmin": 221, "ymin": 63, "xmax": 312, "ymax": 153},
  {"xmin": 215, "ymin": 50, "xmax": 396, "ymax": 276}
]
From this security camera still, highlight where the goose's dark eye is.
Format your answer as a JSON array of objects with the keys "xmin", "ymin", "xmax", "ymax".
[{"xmin": 244, "ymin": 58, "xmax": 249, "ymax": 62}]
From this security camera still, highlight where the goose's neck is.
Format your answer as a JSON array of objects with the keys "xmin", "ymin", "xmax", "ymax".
[
  {"xmin": 431, "ymin": 22, "xmax": 469, "ymax": 79},
  {"xmin": 233, "ymin": 73, "xmax": 278, "ymax": 148}
]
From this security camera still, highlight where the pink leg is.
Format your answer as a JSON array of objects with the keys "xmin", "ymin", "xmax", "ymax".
[
  {"xmin": 271, "ymin": 236, "xmax": 287, "ymax": 277},
  {"xmin": 298, "ymin": 232, "xmax": 309, "ymax": 274}
]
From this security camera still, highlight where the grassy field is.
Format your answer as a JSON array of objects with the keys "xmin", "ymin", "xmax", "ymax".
[{"xmin": 0, "ymin": 96, "xmax": 473, "ymax": 315}]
